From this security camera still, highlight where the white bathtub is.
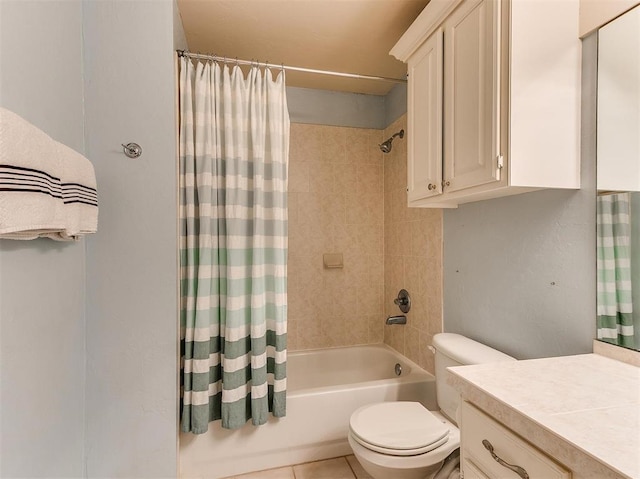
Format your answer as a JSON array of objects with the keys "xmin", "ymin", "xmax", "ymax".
[{"xmin": 179, "ymin": 344, "xmax": 436, "ymax": 479}]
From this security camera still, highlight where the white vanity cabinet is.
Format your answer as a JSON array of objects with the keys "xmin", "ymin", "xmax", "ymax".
[
  {"xmin": 460, "ymin": 401, "xmax": 572, "ymax": 479},
  {"xmin": 391, "ymin": 0, "xmax": 582, "ymax": 208}
]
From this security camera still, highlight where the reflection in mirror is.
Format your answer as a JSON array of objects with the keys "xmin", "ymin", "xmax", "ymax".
[{"xmin": 597, "ymin": 5, "xmax": 640, "ymax": 351}]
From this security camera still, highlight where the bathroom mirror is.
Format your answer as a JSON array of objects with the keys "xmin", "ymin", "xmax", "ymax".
[{"xmin": 596, "ymin": 4, "xmax": 640, "ymax": 351}]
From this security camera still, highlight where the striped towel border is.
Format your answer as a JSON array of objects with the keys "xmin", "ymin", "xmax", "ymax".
[{"xmin": 0, "ymin": 164, "xmax": 97, "ymax": 207}]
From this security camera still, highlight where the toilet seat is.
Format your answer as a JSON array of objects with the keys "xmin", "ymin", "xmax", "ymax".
[{"xmin": 349, "ymin": 402, "xmax": 450, "ymax": 457}]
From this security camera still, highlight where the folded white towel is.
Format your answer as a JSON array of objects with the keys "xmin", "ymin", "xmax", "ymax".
[
  {"xmin": 0, "ymin": 108, "xmax": 66, "ymax": 238},
  {"xmin": 51, "ymin": 140, "xmax": 98, "ymax": 241},
  {"xmin": 0, "ymin": 107, "xmax": 98, "ymax": 241}
]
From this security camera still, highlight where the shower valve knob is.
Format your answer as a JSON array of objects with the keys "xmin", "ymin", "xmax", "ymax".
[{"xmin": 394, "ymin": 289, "xmax": 411, "ymax": 313}]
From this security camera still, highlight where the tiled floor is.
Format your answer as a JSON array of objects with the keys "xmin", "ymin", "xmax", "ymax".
[{"xmin": 224, "ymin": 456, "xmax": 372, "ymax": 479}]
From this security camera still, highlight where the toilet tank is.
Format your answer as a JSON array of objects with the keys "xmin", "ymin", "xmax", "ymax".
[{"xmin": 432, "ymin": 333, "xmax": 516, "ymax": 423}]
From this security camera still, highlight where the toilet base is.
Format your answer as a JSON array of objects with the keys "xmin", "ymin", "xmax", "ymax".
[
  {"xmin": 348, "ymin": 433, "xmax": 458, "ymax": 479},
  {"xmin": 354, "ymin": 454, "xmax": 443, "ymax": 479}
]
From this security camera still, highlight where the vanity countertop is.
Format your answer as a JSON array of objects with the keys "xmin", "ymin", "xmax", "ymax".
[{"xmin": 448, "ymin": 354, "xmax": 640, "ymax": 479}]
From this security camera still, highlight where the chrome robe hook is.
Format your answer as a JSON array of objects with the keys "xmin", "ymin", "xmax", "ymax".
[{"xmin": 121, "ymin": 142, "xmax": 142, "ymax": 158}]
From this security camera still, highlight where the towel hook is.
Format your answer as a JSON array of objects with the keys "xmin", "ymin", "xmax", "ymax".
[{"xmin": 121, "ymin": 142, "xmax": 142, "ymax": 158}]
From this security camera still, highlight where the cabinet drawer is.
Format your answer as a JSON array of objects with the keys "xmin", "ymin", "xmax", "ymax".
[{"xmin": 461, "ymin": 402, "xmax": 570, "ymax": 479}]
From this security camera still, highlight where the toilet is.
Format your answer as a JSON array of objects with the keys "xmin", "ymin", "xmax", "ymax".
[{"xmin": 348, "ymin": 333, "xmax": 516, "ymax": 479}]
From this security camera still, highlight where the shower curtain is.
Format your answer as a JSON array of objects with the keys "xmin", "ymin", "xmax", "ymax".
[
  {"xmin": 597, "ymin": 193, "xmax": 635, "ymax": 348},
  {"xmin": 179, "ymin": 57, "xmax": 289, "ymax": 433}
]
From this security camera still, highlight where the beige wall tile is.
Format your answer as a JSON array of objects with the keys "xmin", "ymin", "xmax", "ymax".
[
  {"xmin": 320, "ymin": 126, "xmax": 347, "ymax": 163},
  {"xmin": 287, "ymin": 118, "xmax": 443, "ymax": 365},
  {"xmin": 367, "ymin": 314, "xmax": 384, "ymax": 344},
  {"xmin": 384, "ymin": 323, "xmax": 405, "ymax": 354},
  {"xmin": 344, "ymin": 316, "xmax": 369, "ymax": 346},
  {"xmin": 290, "ymin": 123, "xmax": 322, "ymax": 163},
  {"xmin": 297, "ymin": 315, "xmax": 327, "ymax": 350},
  {"xmin": 405, "ymin": 325, "xmax": 421, "ymax": 366},
  {"xmin": 287, "ymin": 319, "xmax": 298, "ymax": 352},
  {"xmin": 289, "ymin": 161, "xmax": 310, "ymax": 193},
  {"xmin": 308, "ymin": 161, "xmax": 336, "ymax": 193},
  {"xmin": 382, "ymin": 115, "xmax": 442, "ymax": 374},
  {"xmin": 334, "ymin": 161, "xmax": 357, "ymax": 193}
]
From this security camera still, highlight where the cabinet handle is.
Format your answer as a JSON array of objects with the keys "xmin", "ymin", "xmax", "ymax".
[
  {"xmin": 428, "ymin": 183, "xmax": 436, "ymax": 190},
  {"xmin": 482, "ymin": 440, "xmax": 530, "ymax": 479}
]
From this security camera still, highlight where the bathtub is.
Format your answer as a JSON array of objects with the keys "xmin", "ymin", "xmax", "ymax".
[{"xmin": 179, "ymin": 343, "xmax": 436, "ymax": 479}]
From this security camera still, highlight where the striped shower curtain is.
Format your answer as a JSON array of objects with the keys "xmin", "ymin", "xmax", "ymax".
[
  {"xmin": 597, "ymin": 193, "xmax": 635, "ymax": 348},
  {"xmin": 179, "ymin": 57, "xmax": 289, "ymax": 433}
]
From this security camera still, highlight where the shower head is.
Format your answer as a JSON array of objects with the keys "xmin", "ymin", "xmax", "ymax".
[{"xmin": 379, "ymin": 129, "xmax": 405, "ymax": 154}]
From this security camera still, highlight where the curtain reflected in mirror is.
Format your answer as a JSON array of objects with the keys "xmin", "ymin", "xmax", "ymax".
[
  {"xmin": 597, "ymin": 4, "xmax": 640, "ymax": 351},
  {"xmin": 597, "ymin": 193, "xmax": 635, "ymax": 348}
]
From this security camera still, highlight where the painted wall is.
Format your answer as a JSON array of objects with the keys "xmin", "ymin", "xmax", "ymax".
[
  {"xmin": 442, "ymin": 35, "xmax": 598, "ymax": 360},
  {"xmin": 83, "ymin": 0, "xmax": 181, "ymax": 476},
  {"xmin": 0, "ymin": 1, "xmax": 86, "ymax": 477},
  {"xmin": 287, "ymin": 83, "xmax": 407, "ymax": 130},
  {"xmin": 287, "ymin": 86, "xmax": 385, "ymax": 129},
  {"xmin": 384, "ymin": 83, "xmax": 408, "ymax": 128}
]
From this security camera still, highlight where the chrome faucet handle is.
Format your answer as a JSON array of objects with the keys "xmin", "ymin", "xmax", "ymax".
[{"xmin": 394, "ymin": 289, "xmax": 411, "ymax": 313}]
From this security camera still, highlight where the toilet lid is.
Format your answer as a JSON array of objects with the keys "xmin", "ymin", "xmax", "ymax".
[{"xmin": 349, "ymin": 402, "xmax": 449, "ymax": 456}]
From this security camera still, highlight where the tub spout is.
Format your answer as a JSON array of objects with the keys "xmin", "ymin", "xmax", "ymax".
[{"xmin": 386, "ymin": 315, "xmax": 406, "ymax": 325}]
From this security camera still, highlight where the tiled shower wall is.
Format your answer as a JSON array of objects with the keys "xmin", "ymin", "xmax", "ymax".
[
  {"xmin": 287, "ymin": 117, "xmax": 443, "ymax": 375},
  {"xmin": 287, "ymin": 123, "xmax": 386, "ymax": 351},
  {"xmin": 383, "ymin": 116, "xmax": 443, "ymax": 374}
]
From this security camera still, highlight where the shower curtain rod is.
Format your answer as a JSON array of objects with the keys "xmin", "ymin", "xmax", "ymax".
[{"xmin": 177, "ymin": 50, "xmax": 407, "ymax": 84}]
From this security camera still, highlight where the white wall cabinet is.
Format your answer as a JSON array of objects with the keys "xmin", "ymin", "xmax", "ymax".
[
  {"xmin": 392, "ymin": 0, "xmax": 581, "ymax": 208},
  {"xmin": 407, "ymin": 28, "xmax": 443, "ymax": 201},
  {"xmin": 461, "ymin": 401, "xmax": 572, "ymax": 479}
]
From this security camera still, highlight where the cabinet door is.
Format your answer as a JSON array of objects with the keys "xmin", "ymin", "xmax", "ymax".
[
  {"xmin": 461, "ymin": 459, "xmax": 491, "ymax": 479},
  {"xmin": 443, "ymin": 0, "xmax": 502, "ymax": 193},
  {"xmin": 407, "ymin": 28, "xmax": 443, "ymax": 202},
  {"xmin": 461, "ymin": 402, "xmax": 571, "ymax": 479}
]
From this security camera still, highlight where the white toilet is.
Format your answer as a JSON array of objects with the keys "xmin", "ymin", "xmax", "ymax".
[{"xmin": 348, "ymin": 333, "xmax": 516, "ymax": 479}]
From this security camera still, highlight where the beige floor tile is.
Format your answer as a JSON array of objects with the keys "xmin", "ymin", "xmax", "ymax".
[
  {"xmin": 293, "ymin": 457, "xmax": 355, "ymax": 479},
  {"xmin": 231, "ymin": 465, "xmax": 295, "ymax": 479},
  {"xmin": 345, "ymin": 455, "xmax": 373, "ymax": 479}
]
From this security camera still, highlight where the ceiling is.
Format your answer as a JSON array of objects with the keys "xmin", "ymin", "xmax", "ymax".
[{"xmin": 176, "ymin": 0, "xmax": 430, "ymax": 95}]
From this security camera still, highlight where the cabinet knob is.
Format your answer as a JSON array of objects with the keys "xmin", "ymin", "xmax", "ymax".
[{"xmin": 428, "ymin": 183, "xmax": 436, "ymax": 190}]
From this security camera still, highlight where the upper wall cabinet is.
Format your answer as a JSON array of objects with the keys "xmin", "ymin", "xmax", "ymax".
[{"xmin": 392, "ymin": 0, "xmax": 582, "ymax": 208}]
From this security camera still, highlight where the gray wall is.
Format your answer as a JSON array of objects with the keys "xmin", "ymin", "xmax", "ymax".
[
  {"xmin": 287, "ymin": 86, "xmax": 385, "ymax": 128},
  {"xmin": 442, "ymin": 35, "xmax": 598, "ymax": 360},
  {"xmin": 384, "ymin": 83, "xmax": 408, "ymax": 128},
  {"xmin": 83, "ymin": 0, "xmax": 181, "ymax": 476},
  {"xmin": 287, "ymin": 83, "xmax": 407, "ymax": 129},
  {"xmin": 0, "ymin": 1, "xmax": 87, "ymax": 477}
]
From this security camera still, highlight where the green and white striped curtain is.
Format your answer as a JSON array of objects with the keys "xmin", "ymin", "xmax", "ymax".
[
  {"xmin": 597, "ymin": 193, "xmax": 635, "ymax": 348},
  {"xmin": 179, "ymin": 57, "xmax": 289, "ymax": 433}
]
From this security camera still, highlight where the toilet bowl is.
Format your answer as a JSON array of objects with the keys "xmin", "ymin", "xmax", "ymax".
[
  {"xmin": 348, "ymin": 402, "xmax": 459, "ymax": 479},
  {"xmin": 348, "ymin": 333, "xmax": 516, "ymax": 479}
]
